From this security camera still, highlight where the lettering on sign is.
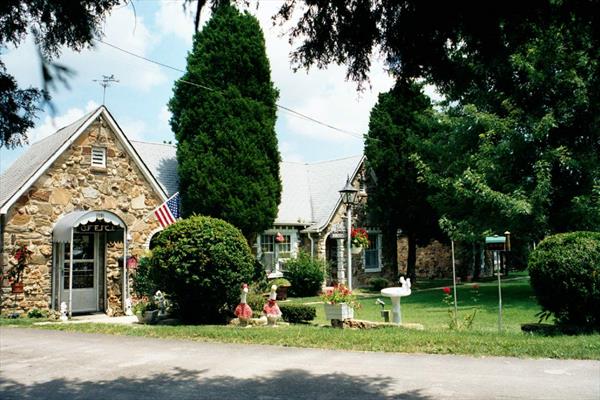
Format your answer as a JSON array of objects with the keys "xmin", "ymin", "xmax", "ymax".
[{"xmin": 330, "ymin": 222, "xmax": 347, "ymax": 239}]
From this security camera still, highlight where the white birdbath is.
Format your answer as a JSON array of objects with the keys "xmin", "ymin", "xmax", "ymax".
[{"xmin": 380, "ymin": 278, "xmax": 412, "ymax": 324}]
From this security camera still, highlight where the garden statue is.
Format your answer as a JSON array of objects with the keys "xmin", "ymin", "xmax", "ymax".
[
  {"xmin": 155, "ymin": 291, "xmax": 167, "ymax": 316},
  {"xmin": 263, "ymin": 284, "xmax": 282, "ymax": 326},
  {"xmin": 234, "ymin": 283, "xmax": 253, "ymax": 327},
  {"xmin": 60, "ymin": 302, "xmax": 68, "ymax": 321}
]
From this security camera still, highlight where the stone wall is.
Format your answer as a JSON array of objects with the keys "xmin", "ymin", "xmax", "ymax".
[
  {"xmin": 397, "ymin": 237, "xmax": 453, "ymax": 278},
  {"xmin": 1, "ymin": 118, "xmax": 163, "ymax": 315}
]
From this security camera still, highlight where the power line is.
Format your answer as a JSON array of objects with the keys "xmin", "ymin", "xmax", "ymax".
[{"xmin": 96, "ymin": 39, "xmax": 365, "ymax": 140}]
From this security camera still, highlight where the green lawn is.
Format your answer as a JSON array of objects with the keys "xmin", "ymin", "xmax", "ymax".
[
  {"xmin": 2, "ymin": 277, "xmax": 599, "ymax": 360},
  {"xmin": 298, "ymin": 277, "xmax": 538, "ymax": 333}
]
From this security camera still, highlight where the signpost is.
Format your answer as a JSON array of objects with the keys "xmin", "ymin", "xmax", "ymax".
[{"xmin": 485, "ymin": 235, "xmax": 507, "ymax": 332}]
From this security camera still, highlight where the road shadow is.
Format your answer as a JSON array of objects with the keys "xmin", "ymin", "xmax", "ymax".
[{"xmin": 0, "ymin": 366, "xmax": 434, "ymax": 399}]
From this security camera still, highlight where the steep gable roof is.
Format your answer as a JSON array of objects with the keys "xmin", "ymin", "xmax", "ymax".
[
  {"xmin": 0, "ymin": 110, "xmax": 96, "ymax": 211},
  {"xmin": 0, "ymin": 106, "xmax": 168, "ymax": 214}
]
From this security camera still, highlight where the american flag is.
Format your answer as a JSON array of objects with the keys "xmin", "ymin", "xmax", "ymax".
[{"xmin": 154, "ymin": 192, "xmax": 180, "ymax": 228}]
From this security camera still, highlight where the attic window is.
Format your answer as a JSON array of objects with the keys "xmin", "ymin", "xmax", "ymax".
[{"xmin": 91, "ymin": 147, "xmax": 106, "ymax": 168}]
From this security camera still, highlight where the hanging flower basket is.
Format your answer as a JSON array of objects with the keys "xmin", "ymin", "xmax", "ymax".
[{"xmin": 351, "ymin": 245, "xmax": 363, "ymax": 254}]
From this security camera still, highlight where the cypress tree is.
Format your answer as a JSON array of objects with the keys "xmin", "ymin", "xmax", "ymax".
[{"xmin": 169, "ymin": 4, "xmax": 281, "ymax": 241}]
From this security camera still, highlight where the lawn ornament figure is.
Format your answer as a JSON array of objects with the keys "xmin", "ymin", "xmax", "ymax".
[
  {"xmin": 234, "ymin": 283, "xmax": 253, "ymax": 327},
  {"xmin": 263, "ymin": 285, "xmax": 282, "ymax": 326}
]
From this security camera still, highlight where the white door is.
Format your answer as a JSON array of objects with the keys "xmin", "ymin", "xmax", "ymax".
[{"xmin": 61, "ymin": 232, "xmax": 99, "ymax": 313}]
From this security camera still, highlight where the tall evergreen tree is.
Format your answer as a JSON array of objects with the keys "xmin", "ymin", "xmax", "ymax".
[
  {"xmin": 365, "ymin": 80, "xmax": 442, "ymax": 282},
  {"xmin": 169, "ymin": 4, "xmax": 281, "ymax": 240}
]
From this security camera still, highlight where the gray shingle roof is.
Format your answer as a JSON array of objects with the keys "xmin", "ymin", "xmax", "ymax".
[
  {"xmin": 0, "ymin": 108, "xmax": 100, "ymax": 210},
  {"xmin": 130, "ymin": 141, "xmax": 179, "ymax": 197},
  {"xmin": 276, "ymin": 155, "xmax": 363, "ymax": 230}
]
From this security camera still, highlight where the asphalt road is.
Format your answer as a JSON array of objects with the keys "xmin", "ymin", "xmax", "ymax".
[{"xmin": 0, "ymin": 327, "xmax": 598, "ymax": 399}]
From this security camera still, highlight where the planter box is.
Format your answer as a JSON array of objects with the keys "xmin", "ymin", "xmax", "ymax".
[
  {"xmin": 324, "ymin": 303, "xmax": 354, "ymax": 320},
  {"xmin": 136, "ymin": 310, "xmax": 159, "ymax": 324}
]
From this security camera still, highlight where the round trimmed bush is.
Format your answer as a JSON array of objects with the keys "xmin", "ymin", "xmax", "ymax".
[
  {"xmin": 528, "ymin": 231, "xmax": 600, "ymax": 328},
  {"xmin": 285, "ymin": 252, "xmax": 327, "ymax": 297},
  {"xmin": 149, "ymin": 215, "xmax": 255, "ymax": 323}
]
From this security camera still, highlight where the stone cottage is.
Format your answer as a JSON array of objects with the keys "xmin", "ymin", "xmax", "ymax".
[
  {"xmin": 0, "ymin": 106, "xmax": 176, "ymax": 317},
  {"xmin": 1, "ymin": 106, "xmax": 452, "ymax": 317}
]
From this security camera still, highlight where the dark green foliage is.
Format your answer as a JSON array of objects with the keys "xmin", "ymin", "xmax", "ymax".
[
  {"xmin": 528, "ymin": 232, "xmax": 600, "ymax": 328},
  {"xmin": 368, "ymin": 277, "xmax": 389, "ymax": 292},
  {"xmin": 278, "ymin": 1, "xmax": 600, "ymax": 245},
  {"xmin": 284, "ymin": 252, "xmax": 327, "ymax": 297},
  {"xmin": 169, "ymin": 4, "xmax": 281, "ymax": 240},
  {"xmin": 148, "ymin": 215, "xmax": 255, "ymax": 324},
  {"xmin": 365, "ymin": 80, "xmax": 444, "ymax": 281},
  {"xmin": 280, "ymin": 303, "xmax": 316, "ymax": 324},
  {"xmin": 131, "ymin": 256, "xmax": 158, "ymax": 298},
  {"xmin": 0, "ymin": 0, "xmax": 120, "ymax": 148},
  {"xmin": 26, "ymin": 308, "xmax": 45, "ymax": 318},
  {"xmin": 246, "ymin": 285, "xmax": 266, "ymax": 318}
]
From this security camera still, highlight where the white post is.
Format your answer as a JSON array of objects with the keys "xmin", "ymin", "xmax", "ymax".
[
  {"xmin": 496, "ymin": 250, "xmax": 503, "ymax": 332},
  {"xmin": 336, "ymin": 238, "xmax": 345, "ymax": 284},
  {"xmin": 68, "ymin": 228, "xmax": 74, "ymax": 319},
  {"xmin": 346, "ymin": 205, "xmax": 353, "ymax": 291},
  {"xmin": 451, "ymin": 240, "xmax": 458, "ymax": 320}
]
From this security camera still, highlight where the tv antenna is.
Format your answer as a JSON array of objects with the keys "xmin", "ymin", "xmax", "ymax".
[{"xmin": 93, "ymin": 74, "xmax": 119, "ymax": 105}]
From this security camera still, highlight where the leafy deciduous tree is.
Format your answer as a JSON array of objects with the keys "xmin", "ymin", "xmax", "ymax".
[{"xmin": 365, "ymin": 80, "xmax": 442, "ymax": 281}]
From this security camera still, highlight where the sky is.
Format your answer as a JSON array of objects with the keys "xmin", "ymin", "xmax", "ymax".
[{"xmin": 0, "ymin": 1, "xmax": 396, "ymax": 173}]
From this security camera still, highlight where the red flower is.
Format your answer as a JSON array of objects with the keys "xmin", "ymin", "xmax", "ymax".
[{"xmin": 442, "ymin": 287, "xmax": 451, "ymax": 295}]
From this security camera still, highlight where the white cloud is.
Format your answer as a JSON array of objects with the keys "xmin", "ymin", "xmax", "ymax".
[
  {"xmin": 158, "ymin": 105, "xmax": 171, "ymax": 129},
  {"xmin": 119, "ymin": 118, "xmax": 146, "ymax": 141},
  {"xmin": 279, "ymin": 141, "xmax": 305, "ymax": 163},
  {"xmin": 155, "ymin": 2, "xmax": 197, "ymax": 44},
  {"xmin": 3, "ymin": 6, "xmax": 166, "ymax": 92}
]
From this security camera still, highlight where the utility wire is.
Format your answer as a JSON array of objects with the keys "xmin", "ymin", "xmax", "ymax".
[{"xmin": 96, "ymin": 39, "xmax": 365, "ymax": 140}]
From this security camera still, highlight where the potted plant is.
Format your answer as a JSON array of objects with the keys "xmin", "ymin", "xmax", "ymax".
[
  {"xmin": 270, "ymin": 277, "xmax": 291, "ymax": 300},
  {"xmin": 7, "ymin": 244, "xmax": 33, "ymax": 293},
  {"xmin": 133, "ymin": 299, "xmax": 159, "ymax": 324},
  {"xmin": 351, "ymin": 228, "xmax": 369, "ymax": 254},
  {"xmin": 321, "ymin": 284, "xmax": 360, "ymax": 321}
]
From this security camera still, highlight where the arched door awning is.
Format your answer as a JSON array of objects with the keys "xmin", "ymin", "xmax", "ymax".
[
  {"xmin": 52, "ymin": 210, "xmax": 126, "ymax": 243},
  {"xmin": 51, "ymin": 210, "xmax": 129, "ymax": 318}
]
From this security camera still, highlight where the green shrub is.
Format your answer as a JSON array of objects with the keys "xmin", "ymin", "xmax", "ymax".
[
  {"xmin": 132, "ymin": 256, "xmax": 158, "ymax": 297},
  {"xmin": 246, "ymin": 284, "xmax": 266, "ymax": 318},
  {"xmin": 149, "ymin": 215, "xmax": 255, "ymax": 323},
  {"xmin": 27, "ymin": 308, "xmax": 45, "ymax": 318},
  {"xmin": 280, "ymin": 303, "xmax": 316, "ymax": 323},
  {"xmin": 270, "ymin": 278, "xmax": 291, "ymax": 287},
  {"xmin": 369, "ymin": 277, "xmax": 389, "ymax": 292},
  {"xmin": 285, "ymin": 252, "xmax": 327, "ymax": 297},
  {"xmin": 528, "ymin": 231, "xmax": 600, "ymax": 328}
]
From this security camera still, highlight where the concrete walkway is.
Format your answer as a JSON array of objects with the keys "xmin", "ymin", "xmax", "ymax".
[{"xmin": 1, "ymin": 327, "xmax": 598, "ymax": 399}]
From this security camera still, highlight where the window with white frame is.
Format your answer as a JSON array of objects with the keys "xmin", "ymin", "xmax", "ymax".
[
  {"xmin": 260, "ymin": 234, "xmax": 291, "ymax": 254},
  {"xmin": 260, "ymin": 234, "xmax": 275, "ymax": 253},
  {"xmin": 364, "ymin": 231, "xmax": 382, "ymax": 271},
  {"xmin": 91, "ymin": 147, "xmax": 106, "ymax": 168}
]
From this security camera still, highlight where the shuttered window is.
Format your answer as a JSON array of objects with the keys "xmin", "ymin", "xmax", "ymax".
[{"xmin": 91, "ymin": 147, "xmax": 106, "ymax": 168}]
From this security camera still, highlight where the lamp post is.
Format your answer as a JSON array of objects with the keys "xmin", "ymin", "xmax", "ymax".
[{"xmin": 339, "ymin": 176, "xmax": 359, "ymax": 290}]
